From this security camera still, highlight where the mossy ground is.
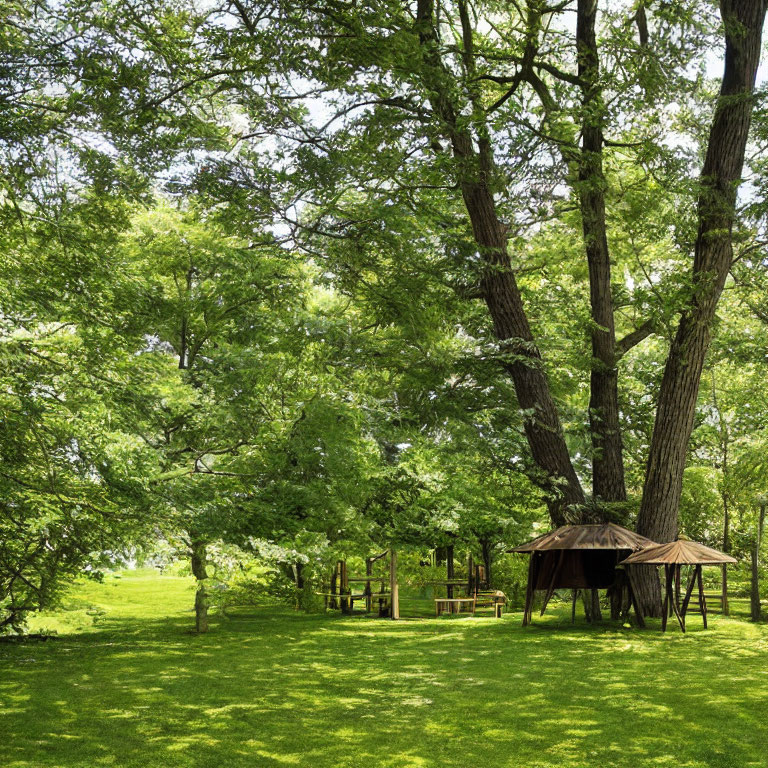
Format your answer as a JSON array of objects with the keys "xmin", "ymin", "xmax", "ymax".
[{"xmin": 1, "ymin": 569, "xmax": 766, "ymax": 768}]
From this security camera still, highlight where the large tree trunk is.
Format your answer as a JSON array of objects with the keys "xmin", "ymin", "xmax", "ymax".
[
  {"xmin": 576, "ymin": 0, "xmax": 626, "ymax": 504},
  {"xmin": 636, "ymin": 0, "xmax": 767, "ymax": 614},
  {"xmin": 416, "ymin": 0, "xmax": 585, "ymax": 524},
  {"xmin": 190, "ymin": 539, "xmax": 209, "ymax": 633},
  {"xmin": 470, "ymin": 183, "xmax": 586, "ymax": 524}
]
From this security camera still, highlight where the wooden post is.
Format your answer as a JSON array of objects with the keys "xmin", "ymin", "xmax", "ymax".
[
  {"xmin": 389, "ymin": 549, "xmax": 400, "ymax": 620},
  {"xmin": 681, "ymin": 565, "xmax": 697, "ymax": 620},
  {"xmin": 625, "ymin": 566, "xmax": 646, "ymax": 628},
  {"xmin": 330, "ymin": 563, "xmax": 338, "ymax": 609},
  {"xmin": 523, "ymin": 554, "xmax": 537, "ymax": 626},
  {"xmin": 571, "ymin": 589, "xmax": 578, "ymax": 623},
  {"xmin": 476, "ymin": 564, "xmax": 486, "ymax": 593},
  {"xmin": 540, "ymin": 550, "xmax": 566, "ymax": 616},
  {"xmin": 661, "ymin": 564, "xmax": 670, "ymax": 632},
  {"xmin": 468, "ymin": 553, "xmax": 474, "ymax": 596},
  {"xmin": 340, "ymin": 559, "xmax": 351, "ymax": 615},
  {"xmin": 697, "ymin": 565, "xmax": 708, "ymax": 629},
  {"xmin": 365, "ymin": 557, "xmax": 373, "ymax": 613},
  {"xmin": 446, "ymin": 544, "xmax": 455, "ymax": 600},
  {"xmin": 670, "ymin": 564, "xmax": 686, "ymax": 632}
]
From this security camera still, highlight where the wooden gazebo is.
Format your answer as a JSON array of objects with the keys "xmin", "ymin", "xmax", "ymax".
[
  {"xmin": 513, "ymin": 523, "xmax": 658, "ymax": 626},
  {"xmin": 619, "ymin": 539, "xmax": 737, "ymax": 632}
]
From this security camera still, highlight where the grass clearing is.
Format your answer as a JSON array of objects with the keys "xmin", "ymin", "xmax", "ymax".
[{"xmin": 1, "ymin": 569, "xmax": 767, "ymax": 768}]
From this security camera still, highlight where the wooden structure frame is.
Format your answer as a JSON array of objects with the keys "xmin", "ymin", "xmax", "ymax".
[
  {"xmin": 428, "ymin": 546, "xmax": 481, "ymax": 598},
  {"xmin": 512, "ymin": 523, "xmax": 659, "ymax": 626},
  {"xmin": 320, "ymin": 549, "xmax": 400, "ymax": 620},
  {"xmin": 619, "ymin": 539, "xmax": 737, "ymax": 632}
]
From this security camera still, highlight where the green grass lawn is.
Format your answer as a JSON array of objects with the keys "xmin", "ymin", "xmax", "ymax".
[{"xmin": 2, "ymin": 570, "xmax": 768, "ymax": 768}]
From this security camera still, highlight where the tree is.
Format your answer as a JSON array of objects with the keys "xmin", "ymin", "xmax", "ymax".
[
  {"xmin": 109, "ymin": 202, "xmax": 316, "ymax": 630},
  {"xmin": 6, "ymin": 0, "xmax": 768, "ymax": 622},
  {"xmin": 78, "ymin": 0, "xmax": 764, "ymax": 614}
]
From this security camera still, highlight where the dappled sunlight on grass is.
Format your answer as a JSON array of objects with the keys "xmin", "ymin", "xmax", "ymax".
[{"xmin": 1, "ymin": 571, "xmax": 767, "ymax": 767}]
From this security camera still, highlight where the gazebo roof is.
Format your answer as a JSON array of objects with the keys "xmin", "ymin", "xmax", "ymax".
[
  {"xmin": 619, "ymin": 539, "xmax": 737, "ymax": 566},
  {"xmin": 512, "ymin": 523, "xmax": 658, "ymax": 553}
]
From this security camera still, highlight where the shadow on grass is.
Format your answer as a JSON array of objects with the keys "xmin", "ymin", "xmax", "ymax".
[{"xmin": 1, "ymin": 578, "xmax": 768, "ymax": 768}]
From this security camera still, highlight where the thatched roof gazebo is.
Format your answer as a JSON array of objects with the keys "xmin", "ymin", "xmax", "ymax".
[
  {"xmin": 620, "ymin": 539, "xmax": 737, "ymax": 632},
  {"xmin": 513, "ymin": 523, "xmax": 659, "ymax": 626}
]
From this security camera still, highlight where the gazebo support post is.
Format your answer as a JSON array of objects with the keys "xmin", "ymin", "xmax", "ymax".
[
  {"xmin": 523, "ymin": 554, "xmax": 537, "ymax": 626},
  {"xmin": 446, "ymin": 545, "xmax": 454, "ymax": 602},
  {"xmin": 662, "ymin": 564, "xmax": 685, "ymax": 633},
  {"xmin": 626, "ymin": 566, "xmax": 646, "ymax": 628},
  {"xmin": 540, "ymin": 550, "xmax": 566, "ymax": 616},
  {"xmin": 571, "ymin": 590, "xmax": 578, "ymax": 623},
  {"xmin": 609, "ymin": 553, "xmax": 622, "ymax": 620},
  {"xmin": 671, "ymin": 564, "xmax": 686, "ymax": 632},
  {"xmin": 697, "ymin": 564, "xmax": 707, "ymax": 629},
  {"xmin": 681, "ymin": 565, "xmax": 697, "ymax": 620}
]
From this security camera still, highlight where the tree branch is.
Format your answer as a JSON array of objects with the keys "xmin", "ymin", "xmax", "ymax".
[{"xmin": 616, "ymin": 319, "xmax": 655, "ymax": 359}]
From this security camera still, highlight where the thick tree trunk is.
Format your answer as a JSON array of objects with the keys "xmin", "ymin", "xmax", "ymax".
[
  {"xmin": 636, "ymin": 0, "xmax": 767, "ymax": 614},
  {"xmin": 469, "ymin": 184, "xmax": 585, "ymax": 524},
  {"xmin": 577, "ymin": 0, "xmax": 626, "ymax": 503},
  {"xmin": 581, "ymin": 588, "xmax": 602, "ymax": 622},
  {"xmin": 415, "ymin": 0, "xmax": 585, "ymax": 526},
  {"xmin": 190, "ymin": 540, "xmax": 209, "ymax": 633}
]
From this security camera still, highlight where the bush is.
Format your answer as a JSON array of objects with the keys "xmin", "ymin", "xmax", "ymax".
[{"xmin": 488, "ymin": 555, "xmax": 529, "ymax": 609}]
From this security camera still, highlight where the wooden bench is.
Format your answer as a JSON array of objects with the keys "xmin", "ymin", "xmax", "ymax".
[
  {"xmin": 435, "ymin": 597, "xmax": 476, "ymax": 617},
  {"xmin": 475, "ymin": 590, "xmax": 506, "ymax": 618}
]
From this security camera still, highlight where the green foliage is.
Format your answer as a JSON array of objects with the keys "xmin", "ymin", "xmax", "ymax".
[{"xmin": 4, "ymin": 0, "xmax": 768, "ymax": 634}]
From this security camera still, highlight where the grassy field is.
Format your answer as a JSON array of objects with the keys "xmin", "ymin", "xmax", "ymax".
[{"xmin": 2, "ymin": 570, "xmax": 767, "ymax": 768}]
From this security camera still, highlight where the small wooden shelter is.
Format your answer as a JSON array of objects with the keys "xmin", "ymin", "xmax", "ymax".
[
  {"xmin": 619, "ymin": 539, "xmax": 737, "ymax": 632},
  {"xmin": 513, "ymin": 523, "xmax": 659, "ymax": 626}
]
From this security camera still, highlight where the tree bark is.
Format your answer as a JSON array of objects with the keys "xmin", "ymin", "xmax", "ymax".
[
  {"xmin": 576, "ymin": 0, "xmax": 626, "ymax": 503},
  {"xmin": 415, "ymin": 0, "xmax": 585, "ymax": 524},
  {"xmin": 190, "ymin": 539, "xmax": 209, "ymax": 633},
  {"xmin": 471, "ymin": 184, "xmax": 585, "ymax": 524},
  {"xmin": 581, "ymin": 588, "xmax": 602, "ymax": 622},
  {"xmin": 480, "ymin": 537, "xmax": 493, "ymax": 586},
  {"xmin": 636, "ymin": 0, "xmax": 767, "ymax": 614}
]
